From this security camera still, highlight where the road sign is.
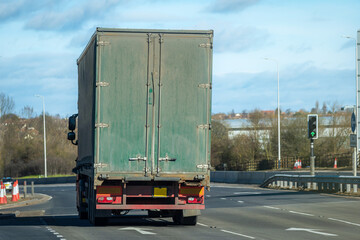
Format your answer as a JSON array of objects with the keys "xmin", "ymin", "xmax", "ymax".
[
  {"xmin": 350, "ymin": 134, "xmax": 357, "ymax": 147},
  {"xmin": 351, "ymin": 112, "xmax": 356, "ymax": 132}
]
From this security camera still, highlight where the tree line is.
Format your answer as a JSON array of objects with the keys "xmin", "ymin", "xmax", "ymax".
[
  {"xmin": 0, "ymin": 93, "xmax": 76, "ymax": 177},
  {"xmin": 211, "ymin": 102, "xmax": 353, "ymax": 171},
  {"xmin": 0, "ymin": 91, "xmax": 353, "ymax": 177}
]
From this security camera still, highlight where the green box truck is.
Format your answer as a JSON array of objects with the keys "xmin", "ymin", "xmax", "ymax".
[{"xmin": 68, "ymin": 28, "xmax": 213, "ymax": 225}]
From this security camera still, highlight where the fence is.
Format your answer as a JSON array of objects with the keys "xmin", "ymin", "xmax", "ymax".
[
  {"xmin": 260, "ymin": 174, "xmax": 360, "ymax": 193},
  {"xmin": 221, "ymin": 152, "xmax": 353, "ymax": 171}
]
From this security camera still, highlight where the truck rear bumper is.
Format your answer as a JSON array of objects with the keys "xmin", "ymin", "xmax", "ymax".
[{"xmin": 96, "ymin": 204, "xmax": 205, "ymax": 210}]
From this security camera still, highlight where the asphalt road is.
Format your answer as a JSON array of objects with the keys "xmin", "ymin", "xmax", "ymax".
[{"xmin": 0, "ymin": 183, "xmax": 359, "ymax": 239}]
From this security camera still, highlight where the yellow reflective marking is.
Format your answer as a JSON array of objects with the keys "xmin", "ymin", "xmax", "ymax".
[
  {"xmin": 180, "ymin": 187, "xmax": 204, "ymax": 196},
  {"xmin": 154, "ymin": 187, "xmax": 167, "ymax": 197}
]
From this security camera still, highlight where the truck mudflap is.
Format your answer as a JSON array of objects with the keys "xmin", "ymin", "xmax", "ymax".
[{"xmin": 95, "ymin": 184, "xmax": 205, "ymax": 210}]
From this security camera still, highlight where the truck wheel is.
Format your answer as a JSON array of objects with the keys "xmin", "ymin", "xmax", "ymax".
[
  {"xmin": 172, "ymin": 211, "xmax": 197, "ymax": 225},
  {"xmin": 182, "ymin": 216, "xmax": 197, "ymax": 225},
  {"xmin": 79, "ymin": 211, "xmax": 88, "ymax": 220},
  {"xmin": 93, "ymin": 217, "xmax": 108, "ymax": 226}
]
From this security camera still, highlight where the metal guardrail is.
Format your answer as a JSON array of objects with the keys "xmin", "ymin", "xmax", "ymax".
[{"xmin": 260, "ymin": 174, "xmax": 360, "ymax": 193}]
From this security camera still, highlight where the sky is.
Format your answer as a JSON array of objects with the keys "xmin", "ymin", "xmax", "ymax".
[{"xmin": 0, "ymin": 0, "xmax": 359, "ymax": 117}]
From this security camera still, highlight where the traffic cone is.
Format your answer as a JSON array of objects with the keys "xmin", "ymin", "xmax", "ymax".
[
  {"xmin": 334, "ymin": 158, "xmax": 338, "ymax": 169},
  {"xmin": 298, "ymin": 159, "xmax": 302, "ymax": 169},
  {"xmin": 0, "ymin": 182, "xmax": 7, "ymax": 204},
  {"xmin": 12, "ymin": 180, "xmax": 19, "ymax": 202},
  {"xmin": 293, "ymin": 160, "xmax": 299, "ymax": 169}
]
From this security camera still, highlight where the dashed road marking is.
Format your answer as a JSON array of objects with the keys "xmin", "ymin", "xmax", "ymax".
[
  {"xmin": 197, "ymin": 222, "xmax": 209, "ymax": 227},
  {"xmin": 221, "ymin": 230, "xmax": 256, "ymax": 239},
  {"xmin": 263, "ymin": 206, "xmax": 280, "ymax": 210},
  {"xmin": 238, "ymin": 201, "xmax": 244, "ymax": 203},
  {"xmin": 233, "ymin": 192, "xmax": 261, "ymax": 195},
  {"xmin": 328, "ymin": 218, "xmax": 360, "ymax": 227},
  {"xmin": 289, "ymin": 211, "xmax": 314, "ymax": 217},
  {"xmin": 45, "ymin": 226, "xmax": 67, "ymax": 240}
]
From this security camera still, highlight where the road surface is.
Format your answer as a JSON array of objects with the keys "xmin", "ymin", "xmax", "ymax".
[{"xmin": 0, "ymin": 183, "xmax": 359, "ymax": 239}]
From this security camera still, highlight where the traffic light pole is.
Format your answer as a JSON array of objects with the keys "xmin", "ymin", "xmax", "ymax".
[{"xmin": 310, "ymin": 139, "xmax": 315, "ymax": 176}]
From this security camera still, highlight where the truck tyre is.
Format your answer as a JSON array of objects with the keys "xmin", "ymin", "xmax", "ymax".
[
  {"xmin": 172, "ymin": 210, "xmax": 197, "ymax": 225},
  {"xmin": 93, "ymin": 217, "xmax": 108, "ymax": 226},
  {"xmin": 79, "ymin": 211, "xmax": 88, "ymax": 220}
]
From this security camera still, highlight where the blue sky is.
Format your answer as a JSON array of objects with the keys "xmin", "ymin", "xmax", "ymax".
[{"xmin": 0, "ymin": 0, "xmax": 359, "ymax": 117}]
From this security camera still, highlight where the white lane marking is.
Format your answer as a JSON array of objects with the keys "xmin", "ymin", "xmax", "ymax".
[
  {"xmin": 328, "ymin": 218, "xmax": 360, "ymax": 227},
  {"xmin": 233, "ymin": 192, "xmax": 261, "ymax": 195},
  {"xmin": 45, "ymin": 227, "xmax": 67, "ymax": 240},
  {"xmin": 289, "ymin": 211, "xmax": 314, "ymax": 217},
  {"xmin": 286, "ymin": 228, "xmax": 338, "ymax": 237},
  {"xmin": 197, "ymin": 222, "xmax": 209, "ymax": 227},
  {"xmin": 119, "ymin": 227, "xmax": 156, "ymax": 235},
  {"xmin": 237, "ymin": 201, "xmax": 244, "ymax": 203},
  {"xmin": 206, "ymin": 195, "xmax": 211, "ymax": 197},
  {"xmin": 220, "ymin": 198, "xmax": 227, "ymax": 200},
  {"xmin": 263, "ymin": 206, "xmax": 280, "ymax": 210},
  {"xmin": 221, "ymin": 230, "xmax": 256, "ymax": 239}
]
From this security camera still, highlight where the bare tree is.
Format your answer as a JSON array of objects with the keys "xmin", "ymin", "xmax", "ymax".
[
  {"xmin": 0, "ymin": 93, "xmax": 15, "ymax": 117},
  {"xmin": 21, "ymin": 105, "xmax": 34, "ymax": 119}
]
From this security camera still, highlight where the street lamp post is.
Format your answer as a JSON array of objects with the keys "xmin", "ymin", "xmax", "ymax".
[
  {"xmin": 342, "ymin": 35, "xmax": 358, "ymax": 174},
  {"xmin": 265, "ymin": 58, "xmax": 281, "ymax": 169},
  {"xmin": 35, "ymin": 95, "xmax": 47, "ymax": 178}
]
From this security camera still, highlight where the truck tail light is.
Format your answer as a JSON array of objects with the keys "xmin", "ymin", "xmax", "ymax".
[
  {"xmin": 187, "ymin": 196, "xmax": 203, "ymax": 204},
  {"xmin": 96, "ymin": 186, "xmax": 122, "ymax": 204},
  {"xmin": 97, "ymin": 196, "xmax": 114, "ymax": 203}
]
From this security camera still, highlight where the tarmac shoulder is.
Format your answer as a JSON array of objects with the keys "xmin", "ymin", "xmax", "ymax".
[{"xmin": 0, "ymin": 193, "xmax": 52, "ymax": 218}]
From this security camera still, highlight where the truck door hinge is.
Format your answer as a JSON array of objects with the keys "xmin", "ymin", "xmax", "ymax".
[
  {"xmin": 95, "ymin": 123, "xmax": 109, "ymax": 128},
  {"xmin": 197, "ymin": 124, "xmax": 211, "ymax": 130},
  {"xmin": 199, "ymin": 43, "xmax": 212, "ymax": 48},
  {"xmin": 94, "ymin": 163, "xmax": 108, "ymax": 168},
  {"xmin": 97, "ymin": 41, "xmax": 110, "ymax": 46},
  {"xmin": 198, "ymin": 83, "xmax": 212, "ymax": 89},
  {"xmin": 96, "ymin": 82, "xmax": 110, "ymax": 87}
]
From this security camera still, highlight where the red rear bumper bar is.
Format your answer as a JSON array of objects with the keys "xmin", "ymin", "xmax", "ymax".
[{"xmin": 96, "ymin": 204, "xmax": 205, "ymax": 210}]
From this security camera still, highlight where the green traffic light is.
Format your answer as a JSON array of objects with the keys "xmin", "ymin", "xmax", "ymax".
[{"xmin": 311, "ymin": 132, "xmax": 315, "ymax": 137}]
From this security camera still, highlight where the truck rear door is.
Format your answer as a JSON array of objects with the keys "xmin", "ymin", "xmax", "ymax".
[{"xmin": 155, "ymin": 33, "xmax": 212, "ymax": 175}]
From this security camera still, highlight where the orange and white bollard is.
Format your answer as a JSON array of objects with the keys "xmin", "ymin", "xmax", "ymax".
[
  {"xmin": 12, "ymin": 180, "xmax": 20, "ymax": 202},
  {"xmin": 298, "ymin": 159, "xmax": 302, "ymax": 169},
  {"xmin": 334, "ymin": 158, "xmax": 338, "ymax": 169},
  {"xmin": 0, "ymin": 182, "xmax": 7, "ymax": 204}
]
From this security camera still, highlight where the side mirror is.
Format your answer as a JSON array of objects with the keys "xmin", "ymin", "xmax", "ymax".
[
  {"xmin": 69, "ymin": 114, "xmax": 78, "ymax": 131},
  {"xmin": 68, "ymin": 132, "xmax": 76, "ymax": 141}
]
